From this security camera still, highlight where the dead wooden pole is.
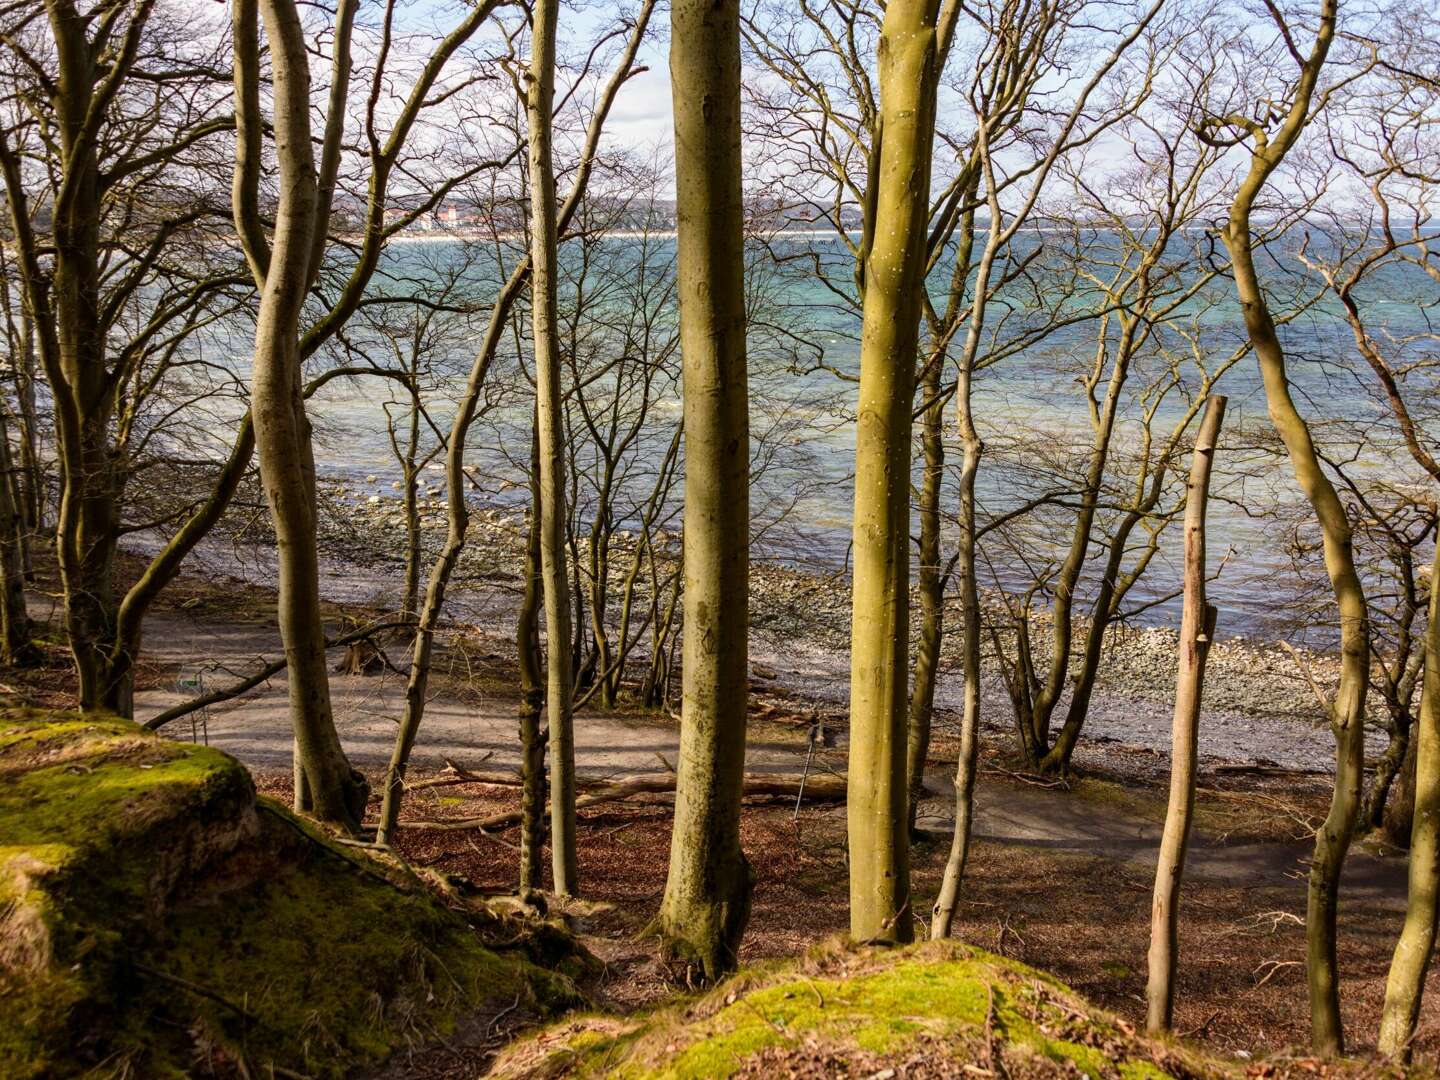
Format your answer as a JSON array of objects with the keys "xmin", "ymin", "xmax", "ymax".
[{"xmin": 1146, "ymin": 393, "xmax": 1225, "ymax": 1034}]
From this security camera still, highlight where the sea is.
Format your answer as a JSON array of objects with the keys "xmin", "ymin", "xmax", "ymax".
[{"xmin": 217, "ymin": 227, "xmax": 1438, "ymax": 644}]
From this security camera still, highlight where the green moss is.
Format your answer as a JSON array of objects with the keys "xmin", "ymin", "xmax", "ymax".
[
  {"xmin": 494, "ymin": 942, "xmax": 1222, "ymax": 1080},
  {"xmin": 0, "ymin": 709, "xmax": 582, "ymax": 1079}
]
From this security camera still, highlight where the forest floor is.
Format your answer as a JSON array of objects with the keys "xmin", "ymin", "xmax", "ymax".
[{"xmin": 5, "ymin": 557, "xmax": 1436, "ymax": 1075}]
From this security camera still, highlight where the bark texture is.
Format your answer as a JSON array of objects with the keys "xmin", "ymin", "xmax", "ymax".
[
  {"xmin": 526, "ymin": 0, "xmax": 578, "ymax": 895},
  {"xmin": 247, "ymin": 0, "xmax": 368, "ymax": 831},
  {"xmin": 1207, "ymin": 1, "xmax": 1356, "ymax": 1050},
  {"xmin": 847, "ymin": 0, "xmax": 942, "ymax": 945},
  {"xmin": 649, "ymin": 0, "xmax": 753, "ymax": 980}
]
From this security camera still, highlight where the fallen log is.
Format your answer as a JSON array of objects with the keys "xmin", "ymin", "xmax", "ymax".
[
  {"xmin": 1209, "ymin": 762, "xmax": 1327, "ymax": 778},
  {"xmin": 387, "ymin": 769, "xmax": 847, "ymax": 832}
]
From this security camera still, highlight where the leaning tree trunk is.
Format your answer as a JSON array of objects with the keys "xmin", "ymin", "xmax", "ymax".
[
  {"xmin": 1226, "ymin": 204, "xmax": 1365, "ymax": 1059},
  {"xmin": 1378, "ymin": 537, "xmax": 1440, "ymax": 1059},
  {"xmin": 527, "ymin": 0, "xmax": 579, "ymax": 896},
  {"xmin": 1208, "ymin": 1, "xmax": 1349, "ymax": 1049},
  {"xmin": 847, "ymin": 0, "xmax": 942, "ymax": 945},
  {"xmin": 1146, "ymin": 395, "xmax": 1225, "ymax": 1034},
  {"xmin": 374, "ymin": 269, "xmax": 522, "ymax": 846},
  {"xmin": 647, "ymin": 0, "xmax": 752, "ymax": 981},
  {"xmin": 248, "ymin": 0, "xmax": 367, "ymax": 831}
]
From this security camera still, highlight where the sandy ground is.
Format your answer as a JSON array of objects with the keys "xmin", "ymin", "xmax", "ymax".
[
  {"xmin": 134, "ymin": 609, "xmax": 815, "ymax": 778},
  {"xmin": 133, "ymin": 606, "xmax": 1407, "ymax": 908}
]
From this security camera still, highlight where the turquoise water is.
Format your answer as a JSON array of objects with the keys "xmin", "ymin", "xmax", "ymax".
[{"xmin": 293, "ymin": 229, "xmax": 1438, "ymax": 640}]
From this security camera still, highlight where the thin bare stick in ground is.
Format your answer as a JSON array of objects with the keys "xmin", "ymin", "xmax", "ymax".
[{"xmin": 1147, "ymin": 394, "xmax": 1225, "ymax": 1034}]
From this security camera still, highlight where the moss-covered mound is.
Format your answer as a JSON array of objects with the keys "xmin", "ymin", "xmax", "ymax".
[
  {"xmin": 0, "ymin": 709, "xmax": 581, "ymax": 1079},
  {"xmin": 490, "ymin": 939, "xmax": 1223, "ymax": 1079}
]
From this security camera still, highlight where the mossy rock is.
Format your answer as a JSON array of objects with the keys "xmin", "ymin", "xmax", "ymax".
[
  {"xmin": 0, "ymin": 708, "xmax": 581, "ymax": 1078},
  {"xmin": 490, "ymin": 939, "xmax": 1222, "ymax": 1079}
]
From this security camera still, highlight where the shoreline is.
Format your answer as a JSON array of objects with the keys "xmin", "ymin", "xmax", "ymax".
[{"xmin": 122, "ymin": 479, "xmax": 1385, "ymax": 777}]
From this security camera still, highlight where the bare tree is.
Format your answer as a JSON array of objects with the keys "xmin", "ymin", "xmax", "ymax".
[
  {"xmin": 0, "ymin": 0, "xmax": 248, "ymax": 711},
  {"xmin": 232, "ymin": 0, "xmax": 509, "ymax": 829},
  {"xmin": 932, "ymin": 0, "xmax": 1166, "ymax": 934},
  {"xmin": 1293, "ymin": 40, "xmax": 1440, "ymax": 1052},
  {"xmin": 373, "ymin": 1, "xmax": 656, "ymax": 847},
  {"xmin": 1196, "ymin": 0, "xmax": 1365, "ymax": 1052}
]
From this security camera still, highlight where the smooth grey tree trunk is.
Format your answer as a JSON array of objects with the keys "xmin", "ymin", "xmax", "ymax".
[
  {"xmin": 647, "ymin": 0, "xmax": 753, "ymax": 981},
  {"xmin": 526, "ymin": 0, "xmax": 579, "ymax": 895},
  {"xmin": 847, "ymin": 0, "xmax": 943, "ymax": 945},
  {"xmin": 246, "ymin": 0, "xmax": 368, "ymax": 830}
]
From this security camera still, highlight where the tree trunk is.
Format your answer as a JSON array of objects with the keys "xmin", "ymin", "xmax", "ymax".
[
  {"xmin": 527, "ymin": 0, "xmax": 578, "ymax": 896},
  {"xmin": 1146, "ymin": 394, "xmax": 1225, "ymax": 1034},
  {"xmin": 370, "ymin": 0, "xmax": 653, "ymax": 845},
  {"xmin": 930, "ymin": 362, "xmax": 982, "ymax": 939},
  {"xmin": 1208, "ymin": 4, "xmax": 1350, "ymax": 1048},
  {"xmin": 1227, "ymin": 197, "xmax": 1364, "ymax": 1062},
  {"xmin": 49, "ymin": 26, "xmax": 121, "ymax": 715},
  {"xmin": 1364, "ymin": 717, "xmax": 1410, "ymax": 838},
  {"xmin": 647, "ymin": 0, "xmax": 752, "ymax": 980},
  {"xmin": 907, "ymin": 346, "xmax": 945, "ymax": 834},
  {"xmin": 1378, "ymin": 537, "xmax": 1440, "ymax": 1059},
  {"xmin": 847, "ymin": 0, "xmax": 942, "ymax": 945},
  {"xmin": 1385, "ymin": 733, "xmax": 1419, "ymax": 848},
  {"xmin": 401, "ymin": 376, "xmax": 423, "ymax": 623},
  {"xmin": 518, "ymin": 422, "xmax": 547, "ymax": 893},
  {"xmin": 0, "ymin": 406, "xmax": 35, "ymax": 666},
  {"xmin": 374, "ymin": 269, "xmax": 523, "ymax": 846},
  {"xmin": 249, "ymin": 0, "xmax": 367, "ymax": 831}
]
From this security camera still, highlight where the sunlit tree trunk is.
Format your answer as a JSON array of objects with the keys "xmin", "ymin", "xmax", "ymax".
[
  {"xmin": 246, "ymin": 0, "xmax": 368, "ymax": 830},
  {"xmin": 648, "ymin": 0, "xmax": 752, "ymax": 979},
  {"xmin": 1205, "ymin": 1, "xmax": 1355, "ymax": 1050},
  {"xmin": 527, "ymin": 0, "xmax": 578, "ymax": 895},
  {"xmin": 1231, "ymin": 210, "xmax": 1365, "ymax": 1059},
  {"xmin": 1146, "ymin": 395, "xmax": 1225, "ymax": 1033},
  {"xmin": 1378, "ymin": 537, "xmax": 1440, "ymax": 1058},
  {"xmin": 847, "ymin": 0, "xmax": 942, "ymax": 945}
]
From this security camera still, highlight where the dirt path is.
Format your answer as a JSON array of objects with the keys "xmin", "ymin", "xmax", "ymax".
[
  {"xmin": 135, "ymin": 607, "xmax": 1408, "ymax": 909},
  {"xmin": 134, "ymin": 609, "xmax": 811, "ymax": 778}
]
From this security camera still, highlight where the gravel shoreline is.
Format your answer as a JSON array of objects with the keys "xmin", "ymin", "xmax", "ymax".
[{"xmin": 134, "ymin": 481, "xmax": 1386, "ymax": 776}]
